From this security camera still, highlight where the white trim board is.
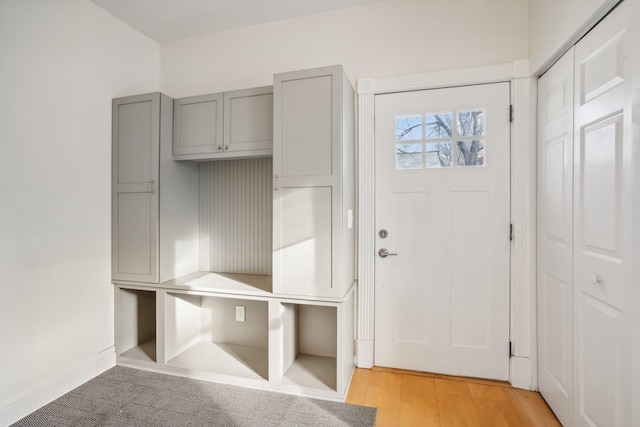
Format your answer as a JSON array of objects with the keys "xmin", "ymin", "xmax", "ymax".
[
  {"xmin": 356, "ymin": 60, "xmax": 537, "ymax": 390},
  {"xmin": 0, "ymin": 347, "xmax": 116, "ymax": 426}
]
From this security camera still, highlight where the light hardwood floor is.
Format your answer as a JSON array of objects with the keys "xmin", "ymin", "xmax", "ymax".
[{"xmin": 346, "ymin": 367, "xmax": 561, "ymax": 426}]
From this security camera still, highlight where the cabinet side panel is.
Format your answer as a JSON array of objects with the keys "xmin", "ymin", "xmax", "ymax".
[
  {"xmin": 341, "ymin": 73, "xmax": 357, "ymax": 293},
  {"xmin": 281, "ymin": 304, "xmax": 298, "ymax": 375},
  {"xmin": 338, "ymin": 291, "xmax": 356, "ymax": 394},
  {"xmin": 159, "ymin": 94, "xmax": 200, "ymax": 282}
]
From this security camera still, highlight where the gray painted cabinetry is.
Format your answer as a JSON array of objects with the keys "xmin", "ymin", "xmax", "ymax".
[
  {"xmin": 112, "ymin": 71, "xmax": 355, "ymax": 400},
  {"xmin": 173, "ymin": 86, "xmax": 273, "ymax": 161}
]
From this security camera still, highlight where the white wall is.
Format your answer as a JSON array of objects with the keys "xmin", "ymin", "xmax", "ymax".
[
  {"xmin": 528, "ymin": 0, "xmax": 619, "ymax": 74},
  {"xmin": 0, "ymin": 0, "xmax": 159, "ymax": 422},
  {"xmin": 161, "ymin": 0, "xmax": 528, "ymax": 96}
]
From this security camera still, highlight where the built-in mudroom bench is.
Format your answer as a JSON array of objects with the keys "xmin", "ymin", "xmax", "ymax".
[{"xmin": 111, "ymin": 65, "xmax": 356, "ymax": 400}]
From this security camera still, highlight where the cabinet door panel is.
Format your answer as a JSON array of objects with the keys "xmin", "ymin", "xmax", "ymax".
[
  {"xmin": 116, "ymin": 193, "xmax": 154, "ymax": 276},
  {"xmin": 224, "ymin": 87, "xmax": 273, "ymax": 154},
  {"xmin": 174, "ymin": 93, "xmax": 223, "ymax": 156},
  {"xmin": 274, "ymin": 187, "xmax": 332, "ymax": 296},
  {"xmin": 280, "ymin": 75, "xmax": 333, "ymax": 177},
  {"xmin": 117, "ymin": 101, "xmax": 155, "ymax": 184}
]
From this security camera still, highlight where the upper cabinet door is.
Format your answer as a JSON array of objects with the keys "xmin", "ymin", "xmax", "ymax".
[
  {"xmin": 173, "ymin": 93, "xmax": 224, "ymax": 159},
  {"xmin": 274, "ymin": 68, "xmax": 341, "ymax": 181},
  {"xmin": 536, "ymin": 48, "xmax": 575, "ymax": 427},
  {"xmin": 112, "ymin": 93, "xmax": 160, "ymax": 283},
  {"xmin": 224, "ymin": 86, "xmax": 273, "ymax": 156}
]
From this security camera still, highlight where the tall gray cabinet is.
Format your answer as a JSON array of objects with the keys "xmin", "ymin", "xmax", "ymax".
[
  {"xmin": 112, "ymin": 93, "xmax": 199, "ymax": 283},
  {"xmin": 273, "ymin": 65, "xmax": 356, "ymax": 298}
]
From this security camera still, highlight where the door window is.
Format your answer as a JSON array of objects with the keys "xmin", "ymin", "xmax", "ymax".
[{"xmin": 395, "ymin": 109, "xmax": 486, "ymax": 169}]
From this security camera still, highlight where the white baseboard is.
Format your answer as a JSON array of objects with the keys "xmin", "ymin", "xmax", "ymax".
[
  {"xmin": 356, "ymin": 339, "xmax": 374, "ymax": 368},
  {"xmin": 510, "ymin": 356, "xmax": 534, "ymax": 390},
  {"xmin": 0, "ymin": 346, "xmax": 116, "ymax": 426}
]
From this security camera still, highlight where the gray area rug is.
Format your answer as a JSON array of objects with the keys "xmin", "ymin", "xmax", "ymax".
[{"xmin": 12, "ymin": 366, "xmax": 376, "ymax": 426}]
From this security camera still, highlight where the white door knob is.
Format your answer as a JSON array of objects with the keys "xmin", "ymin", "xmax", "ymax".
[{"xmin": 590, "ymin": 274, "xmax": 602, "ymax": 285}]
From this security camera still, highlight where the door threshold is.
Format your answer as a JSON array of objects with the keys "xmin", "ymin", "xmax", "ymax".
[{"xmin": 371, "ymin": 366, "xmax": 512, "ymax": 388}]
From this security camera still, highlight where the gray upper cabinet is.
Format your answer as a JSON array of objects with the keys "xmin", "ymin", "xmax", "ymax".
[
  {"xmin": 173, "ymin": 93, "xmax": 224, "ymax": 159},
  {"xmin": 272, "ymin": 65, "xmax": 356, "ymax": 298},
  {"xmin": 113, "ymin": 93, "xmax": 199, "ymax": 284},
  {"xmin": 224, "ymin": 86, "xmax": 273, "ymax": 155},
  {"xmin": 173, "ymin": 86, "xmax": 273, "ymax": 161}
]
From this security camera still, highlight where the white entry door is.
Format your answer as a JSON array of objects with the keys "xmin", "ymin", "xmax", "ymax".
[{"xmin": 374, "ymin": 83, "xmax": 511, "ymax": 380}]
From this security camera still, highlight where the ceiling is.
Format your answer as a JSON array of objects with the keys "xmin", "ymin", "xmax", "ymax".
[{"xmin": 90, "ymin": 0, "xmax": 387, "ymax": 43}]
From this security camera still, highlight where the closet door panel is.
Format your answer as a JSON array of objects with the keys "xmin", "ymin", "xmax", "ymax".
[
  {"xmin": 537, "ymin": 48, "xmax": 574, "ymax": 427},
  {"xmin": 575, "ymin": 114, "xmax": 626, "ymax": 321},
  {"xmin": 574, "ymin": 3, "xmax": 632, "ymax": 426},
  {"xmin": 579, "ymin": 295, "xmax": 621, "ymax": 427}
]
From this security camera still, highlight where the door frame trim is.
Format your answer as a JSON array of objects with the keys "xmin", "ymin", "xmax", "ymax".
[{"xmin": 356, "ymin": 61, "xmax": 538, "ymax": 390}]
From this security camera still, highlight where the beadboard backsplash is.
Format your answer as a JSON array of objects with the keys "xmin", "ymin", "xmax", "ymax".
[{"xmin": 199, "ymin": 158, "xmax": 273, "ymax": 275}]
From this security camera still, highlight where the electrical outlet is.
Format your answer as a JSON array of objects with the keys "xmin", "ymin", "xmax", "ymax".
[{"xmin": 235, "ymin": 305, "xmax": 246, "ymax": 322}]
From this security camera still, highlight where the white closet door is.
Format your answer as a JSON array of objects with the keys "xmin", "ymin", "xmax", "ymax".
[
  {"xmin": 537, "ymin": 48, "xmax": 575, "ymax": 427},
  {"xmin": 573, "ymin": 2, "xmax": 632, "ymax": 426}
]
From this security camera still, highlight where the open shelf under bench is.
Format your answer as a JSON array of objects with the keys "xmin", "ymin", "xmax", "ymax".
[
  {"xmin": 167, "ymin": 341, "xmax": 269, "ymax": 381},
  {"xmin": 113, "ymin": 272, "xmax": 356, "ymax": 401}
]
